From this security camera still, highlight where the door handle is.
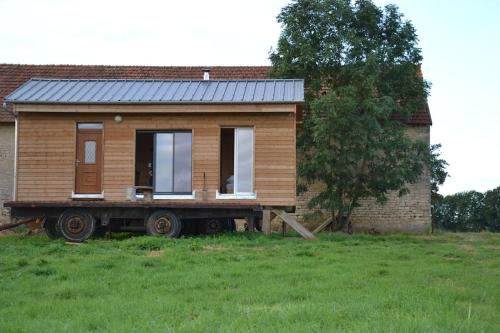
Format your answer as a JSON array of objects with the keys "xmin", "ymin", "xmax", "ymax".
[{"xmin": 76, "ymin": 159, "xmax": 80, "ymax": 167}]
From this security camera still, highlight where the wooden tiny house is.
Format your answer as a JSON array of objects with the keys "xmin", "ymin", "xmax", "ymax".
[{"xmin": 4, "ymin": 77, "xmax": 305, "ymax": 241}]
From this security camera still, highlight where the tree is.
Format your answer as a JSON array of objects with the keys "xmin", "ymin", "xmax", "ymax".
[
  {"xmin": 429, "ymin": 143, "xmax": 449, "ymax": 231},
  {"xmin": 432, "ymin": 187, "xmax": 500, "ymax": 232},
  {"xmin": 482, "ymin": 186, "xmax": 500, "ymax": 231},
  {"xmin": 435, "ymin": 191, "xmax": 485, "ymax": 232},
  {"xmin": 270, "ymin": 0, "xmax": 430, "ymax": 230},
  {"xmin": 429, "ymin": 144, "xmax": 449, "ymax": 201}
]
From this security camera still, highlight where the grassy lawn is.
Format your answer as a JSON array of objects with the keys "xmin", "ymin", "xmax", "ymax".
[{"xmin": 0, "ymin": 232, "xmax": 499, "ymax": 332}]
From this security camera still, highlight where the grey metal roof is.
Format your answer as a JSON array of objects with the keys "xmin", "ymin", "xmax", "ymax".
[{"xmin": 5, "ymin": 78, "xmax": 304, "ymax": 104}]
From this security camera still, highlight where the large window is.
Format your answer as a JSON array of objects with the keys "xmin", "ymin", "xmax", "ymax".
[
  {"xmin": 219, "ymin": 127, "xmax": 254, "ymax": 197},
  {"xmin": 135, "ymin": 131, "xmax": 192, "ymax": 195},
  {"xmin": 155, "ymin": 132, "xmax": 192, "ymax": 194}
]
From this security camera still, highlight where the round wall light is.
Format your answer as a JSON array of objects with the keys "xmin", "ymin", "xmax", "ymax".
[{"xmin": 114, "ymin": 114, "xmax": 123, "ymax": 123}]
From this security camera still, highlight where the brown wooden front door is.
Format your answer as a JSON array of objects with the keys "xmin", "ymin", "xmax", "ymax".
[{"xmin": 75, "ymin": 125, "xmax": 103, "ymax": 194}]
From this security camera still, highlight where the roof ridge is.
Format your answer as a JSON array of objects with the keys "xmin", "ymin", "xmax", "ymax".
[
  {"xmin": 0, "ymin": 63, "xmax": 272, "ymax": 69},
  {"xmin": 25, "ymin": 78, "xmax": 302, "ymax": 82}
]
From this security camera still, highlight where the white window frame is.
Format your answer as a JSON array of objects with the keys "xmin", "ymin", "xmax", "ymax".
[
  {"xmin": 153, "ymin": 131, "xmax": 193, "ymax": 195},
  {"xmin": 217, "ymin": 127, "xmax": 256, "ymax": 200},
  {"xmin": 216, "ymin": 190, "xmax": 257, "ymax": 200},
  {"xmin": 71, "ymin": 191, "xmax": 104, "ymax": 199},
  {"xmin": 135, "ymin": 191, "xmax": 196, "ymax": 200}
]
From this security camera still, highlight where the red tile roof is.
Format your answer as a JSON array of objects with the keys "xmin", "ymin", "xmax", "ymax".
[
  {"xmin": 0, "ymin": 63, "xmax": 431, "ymax": 125},
  {"xmin": 0, "ymin": 64, "xmax": 270, "ymax": 122}
]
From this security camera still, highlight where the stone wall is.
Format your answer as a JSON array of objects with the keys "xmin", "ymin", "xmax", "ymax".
[
  {"xmin": 295, "ymin": 125, "xmax": 431, "ymax": 234},
  {"xmin": 0, "ymin": 123, "xmax": 15, "ymax": 223}
]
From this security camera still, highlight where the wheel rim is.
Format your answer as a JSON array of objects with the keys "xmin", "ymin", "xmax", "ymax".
[
  {"xmin": 154, "ymin": 216, "xmax": 173, "ymax": 234},
  {"xmin": 66, "ymin": 216, "xmax": 85, "ymax": 235}
]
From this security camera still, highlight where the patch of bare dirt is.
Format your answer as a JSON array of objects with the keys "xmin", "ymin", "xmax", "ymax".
[
  {"xmin": 460, "ymin": 244, "xmax": 477, "ymax": 254},
  {"xmin": 146, "ymin": 250, "xmax": 165, "ymax": 257},
  {"xmin": 203, "ymin": 245, "xmax": 227, "ymax": 252},
  {"xmin": 0, "ymin": 229, "xmax": 16, "ymax": 237},
  {"xmin": 483, "ymin": 245, "xmax": 500, "ymax": 250}
]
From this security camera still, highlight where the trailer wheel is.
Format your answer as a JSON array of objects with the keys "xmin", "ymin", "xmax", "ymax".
[
  {"xmin": 146, "ymin": 210, "xmax": 182, "ymax": 238},
  {"xmin": 43, "ymin": 218, "xmax": 61, "ymax": 239},
  {"xmin": 57, "ymin": 210, "xmax": 96, "ymax": 243}
]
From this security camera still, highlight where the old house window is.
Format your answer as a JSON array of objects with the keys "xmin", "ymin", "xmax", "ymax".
[{"xmin": 219, "ymin": 127, "xmax": 255, "ymax": 198}]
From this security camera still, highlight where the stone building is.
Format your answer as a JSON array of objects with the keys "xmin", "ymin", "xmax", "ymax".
[
  {"xmin": 0, "ymin": 122, "xmax": 14, "ymax": 223},
  {"xmin": 0, "ymin": 64, "xmax": 432, "ymax": 232},
  {"xmin": 295, "ymin": 126, "xmax": 431, "ymax": 233}
]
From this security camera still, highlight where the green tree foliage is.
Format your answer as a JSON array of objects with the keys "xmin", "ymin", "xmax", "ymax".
[
  {"xmin": 433, "ymin": 186, "xmax": 500, "ymax": 232},
  {"xmin": 434, "ymin": 191, "xmax": 485, "ymax": 232},
  {"xmin": 483, "ymin": 187, "xmax": 500, "ymax": 231},
  {"xmin": 429, "ymin": 143, "xmax": 449, "ymax": 231},
  {"xmin": 429, "ymin": 144, "xmax": 449, "ymax": 202},
  {"xmin": 270, "ymin": 0, "xmax": 430, "ymax": 230}
]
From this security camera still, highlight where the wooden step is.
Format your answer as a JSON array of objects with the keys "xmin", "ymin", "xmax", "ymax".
[{"xmin": 271, "ymin": 210, "xmax": 316, "ymax": 240}]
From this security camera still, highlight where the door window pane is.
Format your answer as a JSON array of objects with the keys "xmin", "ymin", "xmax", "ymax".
[
  {"xmin": 173, "ymin": 132, "xmax": 192, "ymax": 192},
  {"xmin": 84, "ymin": 141, "xmax": 96, "ymax": 164},
  {"xmin": 155, "ymin": 133, "xmax": 174, "ymax": 192},
  {"xmin": 235, "ymin": 128, "xmax": 254, "ymax": 193},
  {"xmin": 154, "ymin": 132, "xmax": 192, "ymax": 194}
]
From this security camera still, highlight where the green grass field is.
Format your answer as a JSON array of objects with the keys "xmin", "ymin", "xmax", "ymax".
[{"xmin": 0, "ymin": 232, "xmax": 499, "ymax": 332}]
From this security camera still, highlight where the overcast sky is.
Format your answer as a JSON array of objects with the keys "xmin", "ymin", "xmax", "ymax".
[{"xmin": 0, "ymin": 0, "xmax": 498, "ymax": 195}]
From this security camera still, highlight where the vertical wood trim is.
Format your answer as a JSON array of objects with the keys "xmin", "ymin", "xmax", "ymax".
[
  {"xmin": 13, "ymin": 113, "xmax": 18, "ymax": 201},
  {"xmin": 217, "ymin": 126, "xmax": 221, "ymax": 194},
  {"xmin": 262, "ymin": 209, "xmax": 271, "ymax": 235},
  {"xmin": 252, "ymin": 125, "xmax": 256, "ymax": 194},
  {"xmin": 190, "ymin": 129, "xmax": 194, "ymax": 194},
  {"xmin": 101, "ymin": 121, "xmax": 106, "ymax": 195},
  {"xmin": 293, "ymin": 113, "xmax": 297, "ymax": 199},
  {"xmin": 72, "ymin": 122, "xmax": 77, "ymax": 194},
  {"xmin": 234, "ymin": 128, "xmax": 238, "ymax": 193},
  {"xmin": 132, "ymin": 127, "xmax": 136, "ymax": 191}
]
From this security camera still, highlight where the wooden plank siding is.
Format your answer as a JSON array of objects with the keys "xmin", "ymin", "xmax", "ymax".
[{"xmin": 15, "ymin": 106, "xmax": 297, "ymax": 207}]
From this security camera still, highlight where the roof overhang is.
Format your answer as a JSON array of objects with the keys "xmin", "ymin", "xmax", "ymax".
[{"xmin": 13, "ymin": 102, "xmax": 299, "ymax": 115}]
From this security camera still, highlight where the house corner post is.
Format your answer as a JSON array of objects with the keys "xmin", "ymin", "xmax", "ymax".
[{"xmin": 262, "ymin": 209, "xmax": 271, "ymax": 235}]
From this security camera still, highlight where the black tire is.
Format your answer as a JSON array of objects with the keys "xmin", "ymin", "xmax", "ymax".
[
  {"xmin": 43, "ymin": 218, "xmax": 61, "ymax": 239},
  {"xmin": 145, "ymin": 210, "xmax": 182, "ymax": 238},
  {"xmin": 57, "ymin": 209, "xmax": 96, "ymax": 243},
  {"xmin": 203, "ymin": 219, "xmax": 223, "ymax": 235}
]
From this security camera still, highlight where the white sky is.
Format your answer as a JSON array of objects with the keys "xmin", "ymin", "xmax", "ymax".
[{"xmin": 0, "ymin": 0, "xmax": 498, "ymax": 195}]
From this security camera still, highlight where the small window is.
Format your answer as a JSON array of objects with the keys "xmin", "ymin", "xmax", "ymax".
[
  {"xmin": 78, "ymin": 123, "xmax": 103, "ymax": 130},
  {"xmin": 84, "ymin": 141, "xmax": 96, "ymax": 164},
  {"xmin": 220, "ymin": 127, "xmax": 254, "ymax": 195}
]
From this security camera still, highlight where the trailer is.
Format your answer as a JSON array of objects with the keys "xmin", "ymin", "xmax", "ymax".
[
  {"xmin": 5, "ymin": 201, "xmax": 263, "ymax": 241},
  {"xmin": 3, "ymin": 73, "xmax": 311, "ymax": 242}
]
